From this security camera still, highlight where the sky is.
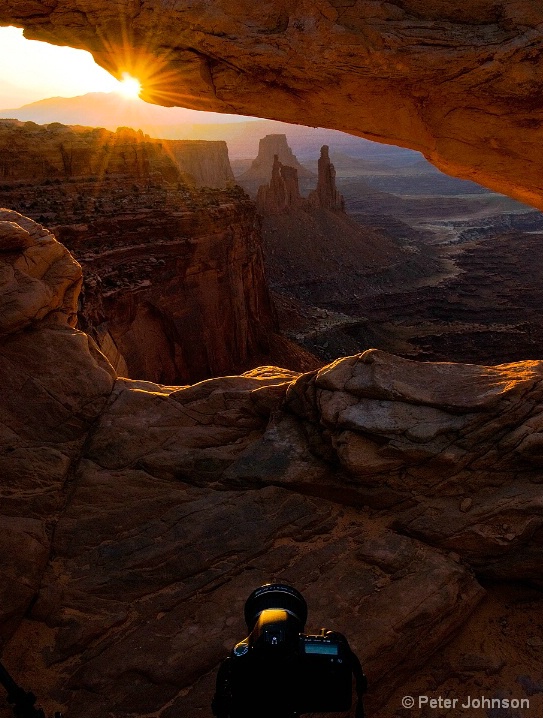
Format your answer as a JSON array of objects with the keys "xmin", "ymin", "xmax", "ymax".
[
  {"xmin": 0, "ymin": 26, "xmax": 253, "ymax": 124},
  {"xmin": 0, "ymin": 26, "xmax": 126, "ymax": 107}
]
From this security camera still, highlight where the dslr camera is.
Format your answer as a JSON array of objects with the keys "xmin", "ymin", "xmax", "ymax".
[{"xmin": 212, "ymin": 583, "xmax": 367, "ymax": 717}]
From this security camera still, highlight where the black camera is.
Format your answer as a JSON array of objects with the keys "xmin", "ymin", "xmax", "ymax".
[{"xmin": 212, "ymin": 583, "xmax": 367, "ymax": 718}]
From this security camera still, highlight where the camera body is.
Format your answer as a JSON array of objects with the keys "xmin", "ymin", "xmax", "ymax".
[{"xmin": 213, "ymin": 584, "xmax": 363, "ymax": 718}]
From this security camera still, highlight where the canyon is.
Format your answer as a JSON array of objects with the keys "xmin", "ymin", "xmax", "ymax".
[
  {"xmin": 241, "ymin": 132, "xmax": 543, "ymax": 369},
  {"xmin": 0, "ymin": 120, "xmax": 307, "ymax": 384},
  {"xmin": 0, "ymin": 3, "xmax": 543, "ymax": 718}
]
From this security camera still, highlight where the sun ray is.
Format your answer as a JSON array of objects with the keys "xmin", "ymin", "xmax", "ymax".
[{"xmin": 117, "ymin": 72, "xmax": 141, "ymax": 99}]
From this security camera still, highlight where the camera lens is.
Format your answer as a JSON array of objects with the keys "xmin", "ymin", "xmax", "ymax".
[{"xmin": 244, "ymin": 583, "xmax": 308, "ymax": 632}]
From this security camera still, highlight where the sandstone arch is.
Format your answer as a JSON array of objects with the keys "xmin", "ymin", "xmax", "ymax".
[{"xmin": 1, "ymin": 1, "xmax": 543, "ymax": 208}]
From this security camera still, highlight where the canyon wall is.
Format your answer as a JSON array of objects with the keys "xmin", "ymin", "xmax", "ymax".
[
  {"xmin": 165, "ymin": 139, "xmax": 235, "ymax": 188},
  {"xmin": 74, "ymin": 192, "xmax": 277, "ymax": 384},
  {"xmin": 0, "ymin": 120, "xmax": 277, "ymax": 384},
  {"xmin": 2, "ymin": 3, "xmax": 543, "ymax": 208},
  {"xmin": 0, "ymin": 120, "xmax": 234, "ymax": 188}
]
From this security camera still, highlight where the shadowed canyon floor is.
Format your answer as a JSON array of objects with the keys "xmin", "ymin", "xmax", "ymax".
[
  {"xmin": 241, "ymin": 143, "xmax": 543, "ymax": 368},
  {"xmin": 1, "ymin": 212, "xmax": 542, "ymax": 718}
]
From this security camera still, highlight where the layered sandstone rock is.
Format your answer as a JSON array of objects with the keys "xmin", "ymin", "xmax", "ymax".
[
  {"xmin": 238, "ymin": 134, "xmax": 313, "ymax": 197},
  {"xmin": 256, "ymin": 154, "xmax": 303, "ymax": 214},
  {"xmin": 307, "ymin": 145, "xmax": 345, "ymax": 212},
  {"xmin": 0, "ymin": 120, "xmax": 234, "ymax": 188},
  {"xmin": 2, "ymin": 3, "xmax": 543, "ymax": 208},
  {"xmin": 0, "ymin": 121, "xmax": 278, "ymax": 384},
  {"xmin": 1, "ymin": 213, "xmax": 543, "ymax": 716},
  {"xmin": 77, "ymin": 192, "xmax": 278, "ymax": 384}
]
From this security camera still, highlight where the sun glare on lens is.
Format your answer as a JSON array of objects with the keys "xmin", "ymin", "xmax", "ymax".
[{"xmin": 117, "ymin": 72, "xmax": 142, "ymax": 99}]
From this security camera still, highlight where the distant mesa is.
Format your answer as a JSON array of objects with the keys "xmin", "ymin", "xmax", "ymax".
[
  {"xmin": 257, "ymin": 144, "xmax": 344, "ymax": 214},
  {"xmin": 238, "ymin": 133, "xmax": 314, "ymax": 189},
  {"xmin": 0, "ymin": 120, "xmax": 234, "ymax": 189}
]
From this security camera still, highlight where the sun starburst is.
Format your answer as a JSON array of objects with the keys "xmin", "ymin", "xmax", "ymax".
[{"xmin": 117, "ymin": 72, "xmax": 142, "ymax": 99}]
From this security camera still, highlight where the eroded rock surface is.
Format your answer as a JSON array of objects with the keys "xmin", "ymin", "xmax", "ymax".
[
  {"xmin": 2, "ymin": 3, "xmax": 543, "ymax": 208},
  {"xmin": 1, "ymin": 216, "xmax": 542, "ymax": 716},
  {"xmin": 0, "ymin": 120, "xmax": 279, "ymax": 384},
  {"xmin": 256, "ymin": 145, "xmax": 344, "ymax": 214},
  {"xmin": 0, "ymin": 120, "xmax": 234, "ymax": 189}
]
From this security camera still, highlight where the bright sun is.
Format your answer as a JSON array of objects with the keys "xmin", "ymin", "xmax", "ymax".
[{"xmin": 116, "ymin": 73, "xmax": 142, "ymax": 99}]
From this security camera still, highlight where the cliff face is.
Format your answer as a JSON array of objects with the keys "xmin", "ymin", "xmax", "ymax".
[
  {"xmin": 0, "ymin": 121, "xmax": 177, "ymax": 183},
  {"xmin": 2, "ymin": 3, "xmax": 543, "ymax": 209},
  {"xmin": 0, "ymin": 120, "xmax": 234, "ymax": 188},
  {"xmin": 165, "ymin": 139, "xmax": 235, "ymax": 188},
  {"xmin": 1, "ymin": 211, "xmax": 542, "ymax": 717},
  {"xmin": 74, "ymin": 192, "xmax": 276, "ymax": 384},
  {"xmin": 0, "ymin": 120, "xmax": 277, "ymax": 384}
]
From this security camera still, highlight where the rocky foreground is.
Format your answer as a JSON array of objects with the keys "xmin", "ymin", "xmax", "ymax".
[{"xmin": 1, "ymin": 212, "xmax": 542, "ymax": 716}]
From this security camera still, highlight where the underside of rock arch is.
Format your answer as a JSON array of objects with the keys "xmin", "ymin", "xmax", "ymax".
[{"xmin": 2, "ymin": 1, "xmax": 543, "ymax": 208}]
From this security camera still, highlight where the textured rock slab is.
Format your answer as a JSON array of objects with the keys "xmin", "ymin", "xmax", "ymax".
[
  {"xmin": 284, "ymin": 349, "xmax": 543, "ymax": 579},
  {"xmin": 0, "ymin": 326, "xmax": 115, "ymax": 645},
  {"xmin": 0, "ymin": 216, "xmax": 115, "ymax": 645},
  {"xmin": 33, "ymin": 475, "xmax": 482, "ymax": 717},
  {"xmin": 0, "ymin": 210, "xmax": 81, "ymax": 334},
  {"xmin": 0, "ymin": 324, "xmax": 116, "ymax": 637},
  {"xmin": 2, "ymin": 4, "xmax": 543, "ymax": 207},
  {"xmin": 86, "ymin": 368, "xmax": 297, "ymax": 481}
]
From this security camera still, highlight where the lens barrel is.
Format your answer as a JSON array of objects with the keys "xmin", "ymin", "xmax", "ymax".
[{"xmin": 244, "ymin": 583, "xmax": 308, "ymax": 632}]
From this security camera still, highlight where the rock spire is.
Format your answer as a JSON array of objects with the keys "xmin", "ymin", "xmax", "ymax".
[
  {"xmin": 257, "ymin": 144, "xmax": 344, "ymax": 214},
  {"xmin": 256, "ymin": 154, "xmax": 303, "ymax": 213},
  {"xmin": 239, "ymin": 134, "xmax": 312, "ymax": 186},
  {"xmin": 308, "ymin": 145, "xmax": 345, "ymax": 212}
]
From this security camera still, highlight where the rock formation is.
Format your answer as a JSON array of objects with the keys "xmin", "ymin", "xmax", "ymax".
[
  {"xmin": 0, "ymin": 120, "xmax": 281, "ymax": 384},
  {"xmin": 0, "ymin": 120, "xmax": 234, "ymax": 189},
  {"xmin": 2, "ymin": 3, "xmax": 543, "ymax": 209},
  {"xmin": 307, "ymin": 145, "xmax": 345, "ymax": 212},
  {"xmin": 256, "ymin": 154, "xmax": 303, "ymax": 214},
  {"xmin": 256, "ymin": 145, "xmax": 344, "ymax": 214},
  {"xmin": 238, "ymin": 134, "xmax": 313, "ymax": 196},
  {"xmin": 74, "ymin": 190, "xmax": 277, "ymax": 383},
  {"xmin": 2, "ymin": 3, "xmax": 543, "ymax": 715},
  {"xmin": 1, "ymin": 210, "xmax": 542, "ymax": 716}
]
